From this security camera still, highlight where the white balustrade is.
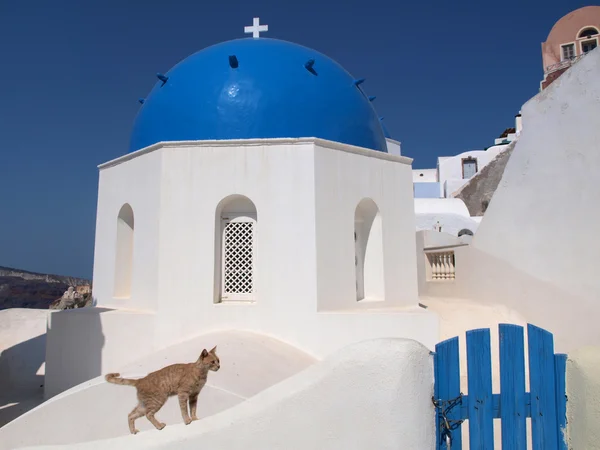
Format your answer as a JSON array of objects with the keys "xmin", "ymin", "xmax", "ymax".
[{"xmin": 426, "ymin": 251, "xmax": 456, "ymax": 281}]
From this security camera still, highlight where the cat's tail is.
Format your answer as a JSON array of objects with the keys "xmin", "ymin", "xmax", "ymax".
[{"xmin": 105, "ymin": 373, "xmax": 138, "ymax": 386}]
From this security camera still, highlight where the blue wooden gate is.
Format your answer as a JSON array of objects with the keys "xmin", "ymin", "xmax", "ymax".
[{"xmin": 432, "ymin": 323, "xmax": 568, "ymax": 449}]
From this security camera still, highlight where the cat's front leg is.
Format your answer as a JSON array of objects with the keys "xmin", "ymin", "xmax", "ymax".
[
  {"xmin": 189, "ymin": 394, "xmax": 199, "ymax": 421},
  {"xmin": 178, "ymin": 394, "xmax": 192, "ymax": 425}
]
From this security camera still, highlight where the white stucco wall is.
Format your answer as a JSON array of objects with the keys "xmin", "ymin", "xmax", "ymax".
[
  {"xmin": 437, "ymin": 145, "xmax": 509, "ymax": 197},
  {"xmin": 314, "ymin": 142, "xmax": 419, "ymax": 310},
  {"xmin": 0, "ymin": 309, "xmax": 48, "ymax": 427},
  {"xmin": 44, "ymin": 307, "xmax": 155, "ymax": 398},
  {"xmin": 385, "ymin": 137, "xmax": 401, "ymax": 156},
  {"xmin": 92, "ymin": 149, "xmax": 161, "ymax": 311},
  {"xmin": 415, "ymin": 198, "xmax": 470, "ymax": 217},
  {"xmin": 414, "ymin": 198, "xmax": 478, "ymax": 236},
  {"xmin": 0, "ymin": 331, "xmax": 316, "ymax": 449},
  {"xmin": 460, "ymin": 47, "xmax": 600, "ymax": 351},
  {"xmin": 77, "ymin": 137, "xmax": 439, "ymax": 398},
  {"xmin": 415, "ymin": 213, "xmax": 480, "ymax": 237},
  {"xmin": 412, "ymin": 168, "xmax": 437, "ymax": 182},
  {"xmin": 17, "ymin": 338, "xmax": 435, "ymax": 450},
  {"xmin": 0, "ymin": 309, "xmax": 48, "ymax": 392},
  {"xmin": 566, "ymin": 346, "xmax": 600, "ymax": 450}
]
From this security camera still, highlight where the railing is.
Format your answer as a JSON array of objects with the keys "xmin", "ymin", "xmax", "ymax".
[
  {"xmin": 426, "ymin": 250, "xmax": 456, "ymax": 281},
  {"xmin": 544, "ymin": 53, "xmax": 587, "ymax": 75}
]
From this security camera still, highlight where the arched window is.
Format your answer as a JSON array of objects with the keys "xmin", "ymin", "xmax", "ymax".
[
  {"xmin": 458, "ymin": 229, "xmax": 474, "ymax": 237},
  {"xmin": 214, "ymin": 195, "xmax": 257, "ymax": 302},
  {"xmin": 354, "ymin": 198, "xmax": 384, "ymax": 302},
  {"xmin": 114, "ymin": 203, "xmax": 134, "ymax": 298},
  {"xmin": 579, "ymin": 27, "xmax": 599, "ymax": 39}
]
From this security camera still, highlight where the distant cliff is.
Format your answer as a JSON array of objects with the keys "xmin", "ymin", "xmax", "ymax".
[{"xmin": 0, "ymin": 266, "xmax": 91, "ymax": 310}]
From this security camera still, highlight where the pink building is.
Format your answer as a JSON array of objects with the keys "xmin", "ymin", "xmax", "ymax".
[{"xmin": 540, "ymin": 6, "xmax": 600, "ymax": 90}]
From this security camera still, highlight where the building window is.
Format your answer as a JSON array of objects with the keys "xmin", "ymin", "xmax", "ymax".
[
  {"xmin": 214, "ymin": 195, "xmax": 257, "ymax": 302},
  {"xmin": 561, "ymin": 43, "xmax": 575, "ymax": 60},
  {"xmin": 582, "ymin": 39, "xmax": 598, "ymax": 54},
  {"xmin": 354, "ymin": 198, "xmax": 384, "ymax": 302},
  {"xmin": 114, "ymin": 203, "xmax": 134, "ymax": 298},
  {"xmin": 461, "ymin": 157, "xmax": 478, "ymax": 179},
  {"xmin": 579, "ymin": 27, "xmax": 599, "ymax": 39},
  {"xmin": 222, "ymin": 219, "xmax": 255, "ymax": 299}
]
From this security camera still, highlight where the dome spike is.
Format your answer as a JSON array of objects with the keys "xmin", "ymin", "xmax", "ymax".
[
  {"xmin": 229, "ymin": 55, "xmax": 239, "ymax": 69},
  {"xmin": 156, "ymin": 73, "xmax": 169, "ymax": 86},
  {"xmin": 138, "ymin": 98, "xmax": 145, "ymax": 104},
  {"xmin": 368, "ymin": 96, "xmax": 376, "ymax": 102},
  {"xmin": 304, "ymin": 58, "xmax": 317, "ymax": 75},
  {"xmin": 353, "ymin": 78, "xmax": 365, "ymax": 86}
]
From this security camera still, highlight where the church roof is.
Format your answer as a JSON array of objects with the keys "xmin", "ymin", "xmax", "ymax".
[{"xmin": 129, "ymin": 37, "xmax": 388, "ymax": 153}]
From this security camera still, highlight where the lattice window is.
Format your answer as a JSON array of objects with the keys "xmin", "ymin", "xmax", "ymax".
[{"xmin": 221, "ymin": 220, "xmax": 255, "ymax": 300}]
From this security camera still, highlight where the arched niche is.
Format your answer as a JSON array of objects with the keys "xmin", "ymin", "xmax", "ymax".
[
  {"xmin": 354, "ymin": 198, "xmax": 384, "ymax": 301},
  {"xmin": 214, "ymin": 195, "xmax": 258, "ymax": 303},
  {"xmin": 114, "ymin": 203, "xmax": 134, "ymax": 298}
]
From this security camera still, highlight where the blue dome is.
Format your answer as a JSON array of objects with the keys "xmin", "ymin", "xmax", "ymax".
[{"xmin": 130, "ymin": 38, "xmax": 387, "ymax": 153}]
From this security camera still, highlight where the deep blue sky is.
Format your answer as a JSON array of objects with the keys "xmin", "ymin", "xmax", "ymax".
[{"xmin": 0, "ymin": 0, "xmax": 590, "ymax": 278}]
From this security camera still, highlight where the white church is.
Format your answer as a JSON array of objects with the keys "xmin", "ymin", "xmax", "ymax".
[{"xmin": 1, "ymin": 11, "xmax": 600, "ymax": 449}]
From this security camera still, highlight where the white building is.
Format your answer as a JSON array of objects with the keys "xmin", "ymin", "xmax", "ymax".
[
  {"xmin": 2, "ymin": 15, "xmax": 600, "ymax": 450},
  {"xmin": 412, "ymin": 112, "xmax": 521, "ymax": 199}
]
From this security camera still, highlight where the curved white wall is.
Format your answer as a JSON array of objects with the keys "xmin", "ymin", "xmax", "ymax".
[
  {"xmin": 0, "ymin": 331, "xmax": 316, "ymax": 449},
  {"xmin": 17, "ymin": 338, "xmax": 434, "ymax": 450},
  {"xmin": 415, "ymin": 198, "xmax": 470, "ymax": 217},
  {"xmin": 0, "ymin": 309, "xmax": 48, "ymax": 392},
  {"xmin": 416, "ymin": 213, "xmax": 480, "ymax": 237},
  {"xmin": 463, "ymin": 48, "xmax": 600, "ymax": 351},
  {"xmin": 0, "ymin": 309, "xmax": 48, "ymax": 427}
]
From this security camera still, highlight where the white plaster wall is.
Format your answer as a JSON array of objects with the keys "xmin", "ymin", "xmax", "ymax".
[
  {"xmin": 44, "ymin": 308, "xmax": 155, "ymax": 398},
  {"xmin": 0, "ymin": 309, "xmax": 48, "ymax": 392},
  {"xmin": 88, "ymin": 139, "xmax": 438, "ymax": 365},
  {"xmin": 153, "ymin": 140, "xmax": 319, "ymax": 347},
  {"xmin": 385, "ymin": 138, "xmax": 401, "ymax": 156},
  {"xmin": 0, "ymin": 331, "xmax": 315, "ymax": 449},
  {"xmin": 314, "ymin": 142, "xmax": 419, "ymax": 310},
  {"xmin": 463, "ymin": 48, "xmax": 600, "ymax": 350},
  {"xmin": 416, "ymin": 213, "xmax": 479, "ymax": 237},
  {"xmin": 437, "ymin": 145, "xmax": 509, "ymax": 197},
  {"xmin": 415, "ymin": 198, "xmax": 470, "ymax": 217},
  {"xmin": 566, "ymin": 346, "xmax": 600, "ymax": 450},
  {"xmin": 413, "ymin": 168, "xmax": 437, "ymax": 182},
  {"xmin": 0, "ymin": 309, "xmax": 48, "ymax": 427},
  {"xmin": 92, "ymin": 150, "xmax": 162, "ymax": 311},
  {"xmin": 18, "ymin": 338, "xmax": 435, "ymax": 450}
]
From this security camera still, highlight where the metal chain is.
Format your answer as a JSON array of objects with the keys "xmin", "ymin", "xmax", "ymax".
[{"xmin": 432, "ymin": 393, "xmax": 465, "ymax": 449}]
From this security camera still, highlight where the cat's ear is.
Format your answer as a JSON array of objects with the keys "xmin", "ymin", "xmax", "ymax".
[
  {"xmin": 201, "ymin": 349, "xmax": 208, "ymax": 359},
  {"xmin": 210, "ymin": 345, "xmax": 217, "ymax": 353}
]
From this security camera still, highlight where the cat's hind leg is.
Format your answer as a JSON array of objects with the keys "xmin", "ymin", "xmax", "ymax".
[
  {"xmin": 128, "ymin": 404, "xmax": 146, "ymax": 435},
  {"xmin": 189, "ymin": 394, "xmax": 199, "ymax": 421},
  {"xmin": 178, "ymin": 393, "xmax": 192, "ymax": 425},
  {"xmin": 144, "ymin": 395, "xmax": 168, "ymax": 431}
]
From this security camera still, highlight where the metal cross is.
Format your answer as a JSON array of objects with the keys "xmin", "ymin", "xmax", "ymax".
[{"xmin": 244, "ymin": 17, "xmax": 268, "ymax": 38}]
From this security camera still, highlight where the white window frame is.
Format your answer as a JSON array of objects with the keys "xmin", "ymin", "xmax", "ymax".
[
  {"xmin": 560, "ymin": 42, "xmax": 576, "ymax": 61},
  {"xmin": 220, "ymin": 214, "xmax": 257, "ymax": 302},
  {"xmin": 580, "ymin": 37, "xmax": 599, "ymax": 54},
  {"xmin": 461, "ymin": 157, "xmax": 478, "ymax": 179},
  {"xmin": 576, "ymin": 26, "xmax": 599, "ymax": 39}
]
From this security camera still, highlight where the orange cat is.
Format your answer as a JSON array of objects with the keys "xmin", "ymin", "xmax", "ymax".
[{"xmin": 105, "ymin": 346, "xmax": 220, "ymax": 434}]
